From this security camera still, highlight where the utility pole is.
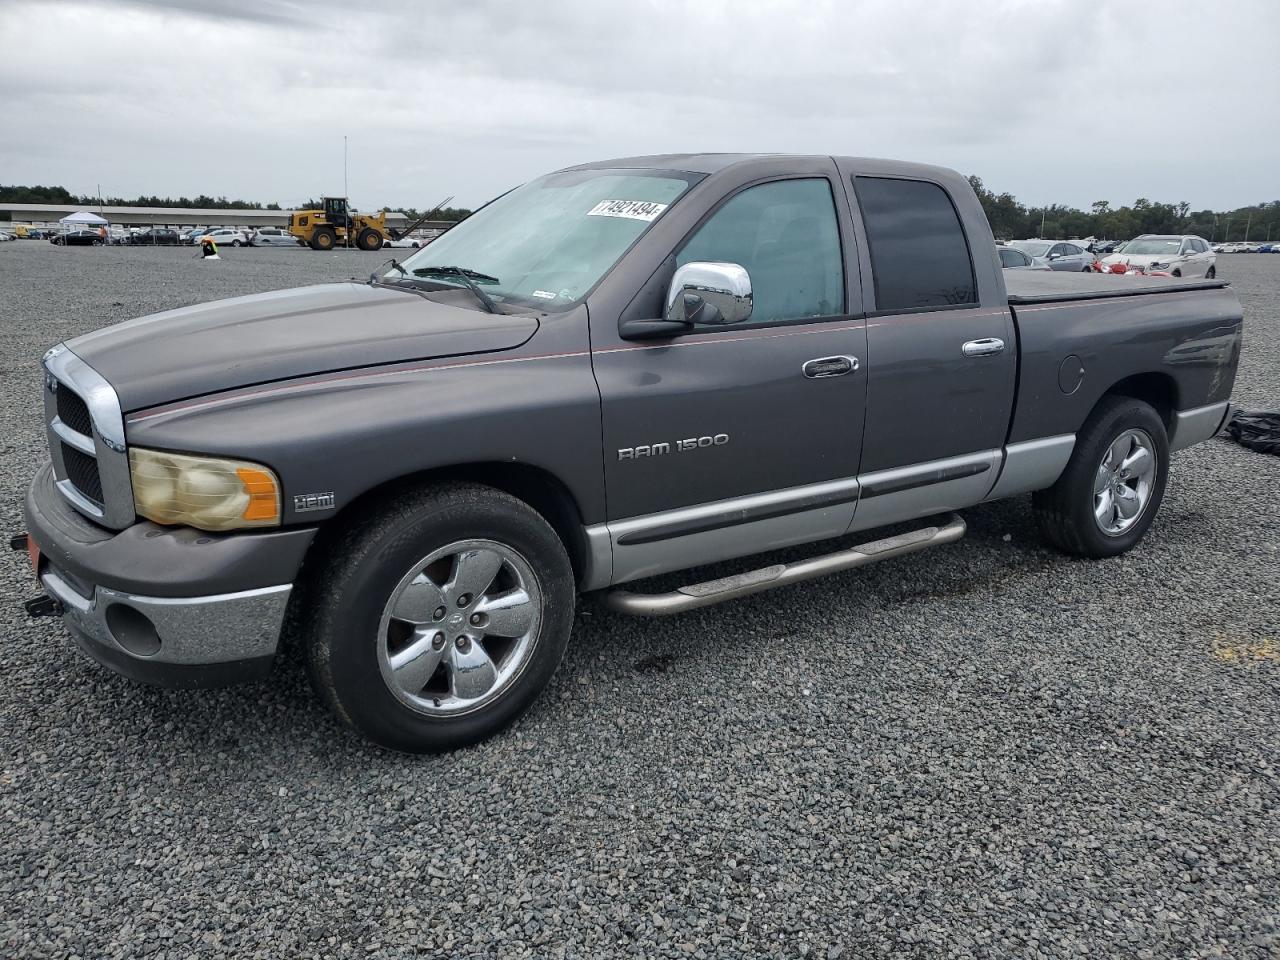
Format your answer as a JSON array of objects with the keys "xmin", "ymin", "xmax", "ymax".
[
  {"xmin": 1244, "ymin": 213, "xmax": 1252, "ymax": 243},
  {"xmin": 1040, "ymin": 208, "xmax": 1046, "ymax": 237},
  {"xmin": 343, "ymin": 135, "xmax": 349, "ymax": 249}
]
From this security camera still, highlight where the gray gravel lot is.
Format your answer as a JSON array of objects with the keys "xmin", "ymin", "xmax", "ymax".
[{"xmin": 1, "ymin": 241, "xmax": 1278, "ymax": 959}]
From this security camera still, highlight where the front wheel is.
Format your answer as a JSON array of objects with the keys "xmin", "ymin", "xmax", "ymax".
[
  {"xmin": 232, "ymin": 239, "xmax": 243, "ymax": 247},
  {"xmin": 304, "ymin": 483, "xmax": 575, "ymax": 753},
  {"xmin": 1207, "ymin": 266, "xmax": 1216, "ymax": 279},
  {"xmin": 1032, "ymin": 396, "xmax": 1169, "ymax": 558}
]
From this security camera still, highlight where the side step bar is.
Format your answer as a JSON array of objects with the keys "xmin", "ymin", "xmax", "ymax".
[{"xmin": 603, "ymin": 514, "xmax": 966, "ymax": 617}]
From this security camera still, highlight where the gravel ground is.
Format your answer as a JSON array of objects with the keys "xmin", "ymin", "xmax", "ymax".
[{"xmin": 1, "ymin": 241, "xmax": 1278, "ymax": 959}]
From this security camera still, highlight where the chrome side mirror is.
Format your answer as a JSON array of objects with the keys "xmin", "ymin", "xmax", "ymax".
[{"xmin": 665, "ymin": 261, "xmax": 753, "ymax": 326}]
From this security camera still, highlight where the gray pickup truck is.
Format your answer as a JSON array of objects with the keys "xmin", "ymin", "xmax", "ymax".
[{"xmin": 18, "ymin": 154, "xmax": 1242, "ymax": 752}]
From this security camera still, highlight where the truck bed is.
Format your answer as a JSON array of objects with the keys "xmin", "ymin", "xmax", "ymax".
[{"xmin": 1005, "ymin": 270, "xmax": 1229, "ymax": 305}]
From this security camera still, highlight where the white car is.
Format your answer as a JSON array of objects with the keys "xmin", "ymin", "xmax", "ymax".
[
  {"xmin": 1097, "ymin": 234, "xmax": 1216, "ymax": 278},
  {"xmin": 250, "ymin": 228, "xmax": 299, "ymax": 247},
  {"xmin": 199, "ymin": 228, "xmax": 249, "ymax": 247},
  {"xmin": 0, "ymin": 231, "xmax": 14, "ymax": 241},
  {"xmin": 383, "ymin": 235, "xmax": 426, "ymax": 249},
  {"xmin": 1240, "ymin": 242, "xmax": 1262, "ymax": 253}
]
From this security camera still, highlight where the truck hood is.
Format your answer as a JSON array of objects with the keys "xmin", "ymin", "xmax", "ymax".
[{"xmin": 66, "ymin": 282, "xmax": 539, "ymax": 412}]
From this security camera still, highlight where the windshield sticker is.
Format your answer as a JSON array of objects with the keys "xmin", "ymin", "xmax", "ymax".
[
  {"xmin": 531, "ymin": 290, "xmax": 557, "ymax": 299},
  {"xmin": 587, "ymin": 200, "xmax": 668, "ymax": 222}
]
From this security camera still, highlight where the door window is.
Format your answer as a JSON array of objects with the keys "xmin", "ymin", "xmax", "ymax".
[
  {"xmin": 677, "ymin": 178, "xmax": 844, "ymax": 326},
  {"xmin": 854, "ymin": 176, "xmax": 976, "ymax": 310}
]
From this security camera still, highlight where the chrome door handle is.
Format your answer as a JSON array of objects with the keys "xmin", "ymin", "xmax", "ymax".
[
  {"xmin": 962, "ymin": 338, "xmax": 1005, "ymax": 358},
  {"xmin": 802, "ymin": 355, "xmax": 859, "ymax": 379}
]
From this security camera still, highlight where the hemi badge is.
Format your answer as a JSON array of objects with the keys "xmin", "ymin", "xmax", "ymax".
[{"xmin": 293, "ymin": 492, "xmax": 336, "ymax": 513}]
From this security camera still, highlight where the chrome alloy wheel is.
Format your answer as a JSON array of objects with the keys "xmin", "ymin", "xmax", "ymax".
[
  {"xmin": 377, "ymin": 539, "xmax": 542, "ymax": 716},
  {"xmin": 1093, "ymin": 428, "xmax": 1158, "ymax": 536}
]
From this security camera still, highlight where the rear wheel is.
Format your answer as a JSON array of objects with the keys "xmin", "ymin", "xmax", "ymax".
[
  {"xmin": 356, "ymin": 228, "xmax": 383, "ymax": 251},
  {"xmin": 304, "ymin": 483, "xmax": 575, "ymax": 753},
  {"xmin": 1033, "ymin": 396, "xmax": 1169, "ymax": 558},
  {"xmin": 310, "ymin": 227, "xmax": 336, "ymax": 251}
]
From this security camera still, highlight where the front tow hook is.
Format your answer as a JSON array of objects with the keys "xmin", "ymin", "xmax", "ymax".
[{"xmin": 24, "ymin": 594, "xmax": 63, "ymax": 619}]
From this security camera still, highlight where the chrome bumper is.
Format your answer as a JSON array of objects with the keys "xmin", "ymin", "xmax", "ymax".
[{"xmin": 42, "ymin": 568, "xmax": 291, "ymax": 687}]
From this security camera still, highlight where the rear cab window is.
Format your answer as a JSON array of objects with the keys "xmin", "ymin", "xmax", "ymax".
[{"xmin": 853, "ymin": 176, "xmax": 976, "ymax": 312}]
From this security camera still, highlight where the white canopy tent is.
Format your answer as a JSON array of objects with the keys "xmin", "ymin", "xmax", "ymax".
[{"xmin": 59, "ymin": 210, "xmax": 109, "ymax": 233}]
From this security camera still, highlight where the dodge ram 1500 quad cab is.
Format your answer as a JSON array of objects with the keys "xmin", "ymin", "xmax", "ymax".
[{"xmin": 18, "ymin": 154, "xmax": 1243, "ymax": 752}]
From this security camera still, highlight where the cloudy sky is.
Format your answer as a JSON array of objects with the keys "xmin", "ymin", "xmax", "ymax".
[{"xmin": 2, "ymin": 0, "xmax": 1276, "ymax": 212}]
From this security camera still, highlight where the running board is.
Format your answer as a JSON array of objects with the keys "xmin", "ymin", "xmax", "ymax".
[{"xmin": 603, "ymin": 514, "xmax": 967, "ymax": 617}]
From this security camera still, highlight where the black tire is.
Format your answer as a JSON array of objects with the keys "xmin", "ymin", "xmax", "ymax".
[
  {"xmin": 1082, "ymin": 264, "xmax": 1092, "ymax": 272},
  {"xmin": 303, "ymin": 483, "xmax": 575, "ymax": 753},
  {"xmin": 1171, "ymin": 268, "xmax": 1181, "ymax": 277},
  {"xmin": 356, "ymin": 228, "xmax": 382, "ymax": 251},
  {"xmin": 310, "ymin": 227, "xmax": 336, "ymax": 251},
  {"xmin": 1207, "ymin": 266, "xmax": 1216, "ymax": 279},
  {"xmin": 1032, "ymin": 395, "xmax": 1169, "ymax": 558},
  {"xmin": 232, "ymin": 239, "xmax": 243, "ymax": 247}
]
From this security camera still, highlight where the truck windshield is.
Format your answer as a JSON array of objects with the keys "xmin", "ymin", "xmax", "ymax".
[{"xmin": 394, "ymin": 169, "xmax": 698, "ymax": 310}]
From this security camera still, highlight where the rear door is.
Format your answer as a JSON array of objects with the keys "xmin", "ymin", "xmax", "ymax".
[{"xmin": 836, "ymin": 165, "xmax": 1017, "ymax": 533}]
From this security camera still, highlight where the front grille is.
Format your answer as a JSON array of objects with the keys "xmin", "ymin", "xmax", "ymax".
[
  {"xmin": 61, "ymin": 442, "xmax": 104, "ymax": 504},
  {"xmin": 56, "ymin": 387, "xmax": 93, "ymax": 436}
]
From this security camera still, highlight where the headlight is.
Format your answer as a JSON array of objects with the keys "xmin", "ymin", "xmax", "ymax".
[
  {"xmin": 129, "ymin": 447, "xmax": 281, "ymax": 531},
  {"xmin": 1150, "ymin": 261, "xmax": 1168, "ymax": 270}
]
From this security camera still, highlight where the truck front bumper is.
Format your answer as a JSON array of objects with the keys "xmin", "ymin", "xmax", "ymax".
[{"xmin": 22, "ymin": 463, "xmax": 317, "ymax": 688}]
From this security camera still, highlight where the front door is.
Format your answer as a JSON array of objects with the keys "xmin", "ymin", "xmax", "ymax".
[{"xmin": 592, "ymin": 173, "xmax": 869, "ymax": 584}]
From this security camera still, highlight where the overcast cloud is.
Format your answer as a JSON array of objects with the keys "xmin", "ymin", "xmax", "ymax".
[{"xmin": 2, "ymin": 0, "xmax": 1276, "ymax": 211}]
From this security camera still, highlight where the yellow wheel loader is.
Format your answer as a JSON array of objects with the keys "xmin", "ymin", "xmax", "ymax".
[{"xmin": 288, "ymin": 197, "xmax": 388, "ymax": 251}]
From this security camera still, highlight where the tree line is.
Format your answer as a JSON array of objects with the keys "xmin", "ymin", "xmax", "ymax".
[
  {"xmin": 968, "ymin": 176, "xmax": 1280, "ymax": 244},
  {"xmin": 7, "ymin": 179, "xmax": 1276, "ymax": 241},
  {"xmin": 1, "ymin": 185, "xmax": 472, "ymax": 222}
]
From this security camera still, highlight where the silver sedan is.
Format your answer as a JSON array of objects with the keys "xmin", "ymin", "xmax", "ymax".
[{"xmin": 1008, "ymin": 240, "xmax": 1095, "ymax": 272}]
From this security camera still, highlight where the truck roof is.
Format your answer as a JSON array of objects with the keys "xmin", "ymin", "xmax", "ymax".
[{"xmin": 560, "ymin": 153, "xmax": 961, "ymax": 181}]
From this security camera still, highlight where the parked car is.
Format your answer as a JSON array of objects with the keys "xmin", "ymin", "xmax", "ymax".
[
  {"xmin": 19, "ymin": 153, "xmax": 1243, "ymax": 753},
  {"xmin": 384, "ymin": 235, "xmax": 426, "ymax": 249},
  {"xmin": 180, "ymin": 227, "xmax": 211, "ymax": 243},
  {"xmin": 199, "ymin": 228, "xmax": 249, "ymax": 247},
  {"xmin": 250, "ymin": 228, "xmax": 299, "ymax": 247},
  {"xmin": 1241, "ymin": 242, "xmax": 1263, "ymax": 253},
  {"xmin": 1093, "ymin": 240, "xmax": 1124, "ymax": 254},
  {"xmin": 998, "ymin": 246, "xmax": 1048, "ymax": 270},
  {"xmin": 0, "ymin": 231, "xmax": 15, "ymax": 242},
  {"xmin": 50, "ymin": 230, "xmax": 105, "ymax": 246},
  {"xmin": 1008, "ymin": 239, "xmax": 1094, "ymax": 271},
  {"xmin": 1097, "ymin": 234, "xmax": 1216, "ymax": 278},
  {"xmin": 129, "ymin": 228, "xmax": 182, "ymax": 245}
]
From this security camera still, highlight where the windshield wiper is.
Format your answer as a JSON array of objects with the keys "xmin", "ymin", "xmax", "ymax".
[
  {"xmin": 413, "ymin": 265, "xmax": 501, "ymax": 285},
  {"xmin": 413, "ymin": 265, "xmax": 501, "ymax": 314}
]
